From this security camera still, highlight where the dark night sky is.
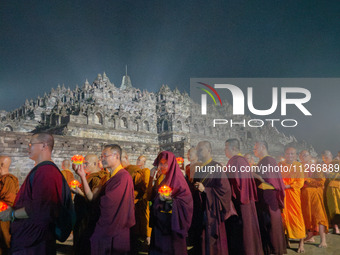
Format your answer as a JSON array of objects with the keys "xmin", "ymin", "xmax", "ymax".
[{"xmin": 0, "ymin": 1, "xmax": 339, "ymax": 154}]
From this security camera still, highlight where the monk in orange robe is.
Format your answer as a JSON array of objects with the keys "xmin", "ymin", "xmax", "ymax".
[
  {"xmin": 136, "ymin": 155, "xmax": 152, "ymax": 245},
  {"xmin": 299, "ymin": 151, "xmax": 328, "ymax": 248},
  {"xmin": 323, "ymin": 151, "xmax": 340, "ymax": 234},
  {"xmin": 0, "ymin": 156, "xmax": 19, "ymax": 255},
  {"xmin": 61, "ymin": 159, "xmax": 75, "ymax": 185},
  {"xmin": 121, "ymin": 151, "xmax": 148, "ymax": 254},
  {"xmin": 278, "ymin": 147, "xmax": 305, "ymax": 253},
  {"xmin": 72, "ymin": 154, "xmax": 109, "ymax": 255}
]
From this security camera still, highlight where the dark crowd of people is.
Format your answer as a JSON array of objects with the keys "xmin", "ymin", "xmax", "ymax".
[{"xmin": 0, "ymin": 132, "xmax": 340, "ymax": 255}]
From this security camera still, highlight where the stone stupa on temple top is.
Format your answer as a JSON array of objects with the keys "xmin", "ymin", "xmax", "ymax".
[{"xmin": 120, "ymin": 65, "xmax": 133, "ymax": 90}]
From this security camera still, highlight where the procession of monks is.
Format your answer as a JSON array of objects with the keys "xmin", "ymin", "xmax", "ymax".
[{"xmin": 0, "ymin": 134, "xmax": 340, "ymax": 255}]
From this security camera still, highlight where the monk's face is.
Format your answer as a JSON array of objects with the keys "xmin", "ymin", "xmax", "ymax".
[
  {"xmin": 158, "ymin": 158, "xmax": 169, "ymax": 175},
  {"xmin": 136, "ymin": 156, "xmax": 146, "ymax": 168},
  {"xmin": 197, "ymin": 143, "xmax": 210, "ymax": 162},
  {"xmin": 100, "ymin": 148, "xmax": 119, "ymax": 168},
  {"xmin": 188, "ymin": 149, "xmax": 198, "ymax": 163},
  {"xmin": 253, "ymin": 143, "xmax": 262, "ymax": 158},
  {"xmin": 284, "ymin": 148, "xmax": 297, "ymax": 164},
  {"xmin": 28, "ymin": 135, "xmax": 45, "ymax": 161},
  {"xmin": 84, "ymin": 155, "xmax": 99, "ymax": 174},
  {"xmin": 322, "ymin": 152, "xmax": 333, "ymax": 164},
  {"xmin": 299, "ymin": 151, "xmax": 310, "ymax": 165}
]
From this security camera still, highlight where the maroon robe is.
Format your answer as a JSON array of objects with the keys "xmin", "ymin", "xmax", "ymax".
[
  {"xmin": 192, "ymin": 160, "xmax": 236, "ymax": 255},
  {"xmin": 226, "ymin": 155, "xmax": 264, "ymax": 255},
  {"xmin": 256, "ymin": 156, "xmax": 286, "ymax": 255},
  {"xmin": 11, "ymin": 162, "xmax": 63, "ymax": 254},
  {"xmin": 150, "ymin": 151, "xmax": 193, "ymax": 255},
  {"xmin": 90, "ymin": 168, "xmax": 135, "ymax": 254}
]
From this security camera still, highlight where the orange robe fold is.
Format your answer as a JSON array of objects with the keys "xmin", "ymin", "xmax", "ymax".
[
  {"xmin": 61, "ymin": 169, "xmax": 75, "ymax": 185},
  {"xmin": 326, "ymin": 161, "xmax": 340, "ymax": 224},
  {"xmin": 301, "ymin": 172, "xmax": 328, "ymax": 234},
  {"xmin": 279, "ymin": 161, "xmax": 305, "ymax": 239},
  {"xmin": 0, "ymin": 173, "xmax": 19, "ymax": 255}
]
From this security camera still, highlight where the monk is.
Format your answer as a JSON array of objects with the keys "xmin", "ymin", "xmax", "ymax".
[
  {"xmin": 278, "ymin": 147, "xmax": 305, "ymax": 253},
  {"xmin": 136, "ymin": 155, "xmax": 152, "ymax": 245},
  {"xmin": 299, "ymin": 151, "xmax": 328, "ymax": 247},
  {"xmin": 191, "ymin": 141, "xmax": 236, "ymax": 255},
  {"xmin": 72, "ymin": 154, "xmax": 109, "ymax": 255},
  {"xmin": 253, "ymin": 141, "xmax": 286, "ymax": 255},
  {"xmin": 0, "ymin": 156, "xmax": 19, "ymax": 255},
  {"xmin": 73, "ymin": 144, "xmax": 135, "ymax": 254},
  {"xmin": 324, "ymin": 150, "xmax": 340, "ymax": 234},
  {"xmin": 244, "ymin": 153, "xmax": 256, "ymax": 166},
  {"xmin": 0, "ymin": 133, "xmax": 64, "ymax": 254},
  {"xmin": 61, "ymin": 159, "xmax": 75, "ymax": 185},
  {"xmin": 149, "ymin": 151, "xmax": 193, "ymax": 255},
  {"xmin": 225, "ymin": 138, "xmax": 263, "ymax": 255},
  {"xmin": 121, "ymin": 151, "xmax": 147, "ymax": 254},
  {"xmin": 185, "ymin": 148, "xmax": 198, "ymax": 182}
]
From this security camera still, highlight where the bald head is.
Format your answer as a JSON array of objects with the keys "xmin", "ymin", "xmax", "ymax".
[
  {"xmin": 61, "ymin": 159, "xmax": 71, "ymax": 170},
  {"xmin": 322, "ymin": 150, "xmax": 333, "ymax": 164},
  {"xmin": 299, "ymin": 150, "xmax": 311, "ymax": 165},
  {"xmin": 32, "ymin": 133, "xmax": 54, "ymax": 151},
  {"xmin": 196, "ymin": 141, "xmax": 212, "ymax": 162},
  {"xmin": 0, "ymin": 156, "xmax": 11, "ymax": 175},
  {"xmin": 121, "ymin": 150, "xmax": 130, "ymax": 168},
  {"xmin": 284, "ymin": 147, "xmax": 297, "ymax": 164},
  {"xmin": 136, "ymin": 155, "xmax": 147, "ymax": 168},
  {"xmin": 187, "ymin": 148, "xmax": 198, "ymax": 163},
  {"xmin": 84, "ymin": 154, "xmax": 101, "ymax": 174}
]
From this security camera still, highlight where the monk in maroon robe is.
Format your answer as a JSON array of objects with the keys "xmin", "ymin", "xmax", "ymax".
[
  {"xmin": 225, "ymin": 138, "xmax": 264, "ymax": 255},
  {"xmin": 253, "ymin": 141, "xmax": 286, "ymax": 255},
  {"xmin": 0, "ymin": 133, "xmax": 63, "ymax": 255},
  {"xmin": 149, "ymin": 151, "xmax": 193, "ymax": 255},
  {"xmin": 193, "ymin": 141, "xmax": 236, "ymax": 255},
  {"xmin": 74, "ymin": 144, "xmax": 135, "ymax": 255}
]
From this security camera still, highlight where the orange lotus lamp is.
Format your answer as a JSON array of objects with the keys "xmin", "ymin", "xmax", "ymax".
[
  {"xmin": 71, "ymin": 155, "xmax": 85, "ymax": 165},
  {"xmin": 0, "ymin": 201, "xmax": 8, "ymax": 212},
  {"xmin": 69, "ymin": 180, "xmax": 80, "ymax": 189},
  {"xmin": 176, "ymin": 157, "xmax": 184, "ymax": 165},
  {"xmin": 158, "ymin": 185, "xmax": 172, "ymax": 197}
]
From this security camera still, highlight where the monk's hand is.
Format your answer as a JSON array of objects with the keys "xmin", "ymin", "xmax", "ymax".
[
  {"xmin": 0, "ymin": 207, "xmax": 13, "ymax": 222},
  {"xmin": 195, "ymin": 182, "xmax": 205, "ymax": 192},
  {"xmin": 73, "ymin": 163, "xmax": 85, "ymax": 178},
  {"xmin": 285, "ymin": 184, "xmax": 291, "ymax": 189},
  {"xmin": 159, "ymin": 193, "xmax": 172, "ymax": 202}
]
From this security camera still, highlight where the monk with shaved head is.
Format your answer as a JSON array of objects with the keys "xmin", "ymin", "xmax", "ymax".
[
  {"xmin": 73, "ymin": 154, "xmax": 108, "ymax": 255},
  {"xmin": 323, "ymin": 151, "xmax": 340, "ymax": 234},
  {"xmin": 299, "ymin": 150, "xmax": 328, "ymax": 247},
  {"xmin": 278, "ymin": 146, "xmax": 305, "ymax": 253},
  {"xmin": 0, "ymin": 156, "xmax": 19, "ymax": 255},
  {"xmin": 136, "ymin": 155, "xmax": 152, "ymax": 246},
  {"xmin": 61, "ymin": 159, "xmax": 75, "ymax": 187},
  {"xmin": 0, "ymin": 132, "xmax": 65, "ymax": 254}
]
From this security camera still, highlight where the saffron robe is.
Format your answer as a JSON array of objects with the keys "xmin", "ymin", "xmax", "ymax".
[
  {"xmin": 61, "ymin": 169, "xmax": 75, "ymax": 186},
  {"xmin": 279, "ymin": 161, "xmax": 305, "ymax": 239},
  {"xmin": 73, "ymin": 170, "xmax": 108, "ymax": 255},
  {"xmin": 301, "ymin": 171, "xmax": 328, "ymax": 234},
  {"xmin": 226, "ymin": 155, "xmax": 263, "ymax": 255},
  {"xmin": 0, "ymin": 173, "xmax": 19, "ymax": 255},
  {"xmin": 11, "ymin": 162, "xmax": 63, "ymax": 254},
  {"xmin": 326, "ymin": 160, "xmax": 340, "ymax": 225}
]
